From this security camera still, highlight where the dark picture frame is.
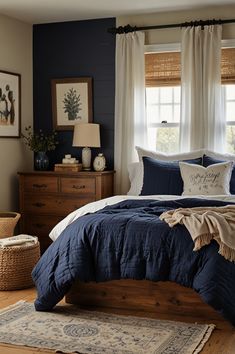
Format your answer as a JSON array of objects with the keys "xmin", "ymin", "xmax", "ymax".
[
  {"xmin": 51, "ymin": 77, "xmax": 93, "ymax": 131},
  {"xmin": 0, "ymin": 70, "xmax": 21, "ymax": 138}
]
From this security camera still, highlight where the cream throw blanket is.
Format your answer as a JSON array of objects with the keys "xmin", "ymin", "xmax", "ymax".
[
  {"xmin": 0, "ymin": 234, "xmax": 38, "ymax": 248},
  {"xmin": 160, "ymin": 205, "xmax": 235, "ymax": 262}
]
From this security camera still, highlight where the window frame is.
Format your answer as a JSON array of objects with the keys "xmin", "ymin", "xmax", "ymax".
[
  {"xmin": 145, "ymin": 43, "xmax": 181, "ymax": 126},
  {"xmin": 145, "ymin": 43, "xmax": 181, "ymax": 151},
  {"xmin": 224, "ymin": 84, "xmax": 235, "ymax": 127},
  {"xmin": 221, "ymin": 41, "xmax": 235, "ymax": 139}
]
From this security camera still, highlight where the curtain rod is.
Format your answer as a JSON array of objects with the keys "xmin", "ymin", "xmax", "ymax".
[{"xmin": 107, "ymin": 18, "xmax": 235, "ymax": 34}]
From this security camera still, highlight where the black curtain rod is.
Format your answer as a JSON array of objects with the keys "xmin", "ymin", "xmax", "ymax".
[{"xmin": 108, "ymin": 18, "xmax": 235, "ymax": 34}]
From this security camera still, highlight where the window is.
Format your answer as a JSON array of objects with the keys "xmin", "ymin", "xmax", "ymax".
[
  {"xmin": 145, "ymin": 45, "xmax": 235, "ymax": 153},
  {"xmin": 145, "ymin": 49, "xmax": 181, "ymax": 153},
  {"xmin": 221, "ymin": 48, "xmax": 235, "ymax": 153}
]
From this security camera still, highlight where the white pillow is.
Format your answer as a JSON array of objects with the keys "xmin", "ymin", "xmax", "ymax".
[
  {"xmin": 179, "ymin": 161, "xmax": 233, "ymax": 196},
  {"xmin": 127, "ymin": 162, "xmax": 143, "ymax": 196},
  {"xmin": 205, "ymin": 149, "xmax": 235, "ymax": 162},
  {"xmin": 136, "ymin": 146, "xmax": 204, "ymax": 162}
]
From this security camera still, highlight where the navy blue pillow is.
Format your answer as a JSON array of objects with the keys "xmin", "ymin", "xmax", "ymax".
[
  {"xmin": 203, "ymin": 155, "xmax": 235, "ymax": 194},
  {"xmin": 140, "ymin": 156, "xmax": 202, "ymax": 196}
]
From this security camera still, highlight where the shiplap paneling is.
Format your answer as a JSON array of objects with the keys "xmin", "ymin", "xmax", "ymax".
[{"xmin": 33, "ymin": 18, "xmax": 115, "ymax": 169}]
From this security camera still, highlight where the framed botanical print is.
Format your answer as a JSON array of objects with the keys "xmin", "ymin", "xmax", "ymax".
[
  {"xmin": 0, "ymin": 70, "xmax": 21, "ymax": 138},
  {"xmin": 51, "ymin": 77, "xmax": 93, "ymax": 131}
]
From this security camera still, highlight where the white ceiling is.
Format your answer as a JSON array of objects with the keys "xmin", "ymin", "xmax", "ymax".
[{"xmin": 0, "ymin": 0, "xmax": 234, "ymax": 24}]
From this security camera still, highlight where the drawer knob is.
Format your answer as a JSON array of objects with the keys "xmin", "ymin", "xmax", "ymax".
[
  {"xmin": 32, "ymin": 184, "xmax": 47, "ymax": 189},
  {"xmin": 32, "ymin": 202, "xmax": 45, "ymax": 208},
  {"xmin": 72, "ymin": 185, "xmax": 86, "ymax": 190}
]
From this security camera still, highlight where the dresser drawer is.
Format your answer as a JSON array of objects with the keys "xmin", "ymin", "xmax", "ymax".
[
  {"xmin": 23, "ymin": 176, "xmax": 58, "ymax": 193},
  {"xmin": 61, "ymin": 197, "xmax": 96, "ymax": 212},
  {"xmin": 22, "ymin": 215, "xmax": 62, "ymax": 254},
  {"xmin": 23, "ymin": 195, "xmax": 95, "ymax": 215},
  {"xmin": 23, "ymin": 215, "xmax": 62, "ymax": 237},
  {"xmin": 60, "ymin": 177, "xmax": 95, "ymax": 194}
]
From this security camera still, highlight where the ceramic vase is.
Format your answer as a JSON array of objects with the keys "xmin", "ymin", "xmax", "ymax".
[{"xmin": 35, "ymin": 151, "xmax": 49, "ymax": 171}]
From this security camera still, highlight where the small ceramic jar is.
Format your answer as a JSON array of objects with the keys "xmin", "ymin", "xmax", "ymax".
[{"xmin": 93, "ymin": 153, "xmax": 106, "ymax": 171}]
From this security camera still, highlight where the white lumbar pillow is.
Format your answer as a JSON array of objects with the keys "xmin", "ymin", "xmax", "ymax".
[
  {"xmin": 205, "ymin": 149, "xmax": 235, "ymax": 162},
  {"xmin": 179, "ymin": 161, "xmax": 233, "ymax": 196},
  {"xmin": 135, "ymin": 146, "xmax": 204, "ymax": 162}
]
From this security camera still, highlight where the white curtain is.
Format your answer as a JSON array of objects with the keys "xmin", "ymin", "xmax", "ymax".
[
  {"xmin": 114, "ymin": 31, "xmax": 146, "ymax": 195},
  {"xmin": 180, "ymin": 25, "xmax": 225, "ymax": 152}
]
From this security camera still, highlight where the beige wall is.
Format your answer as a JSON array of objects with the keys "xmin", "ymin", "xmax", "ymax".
[
  {"xmin": 0, "ymin": 14, "xmax": 33, "ymax": 212},
  {"xmin": 117, "ymin": 5, "xmax": 235, "ymax": 44}
]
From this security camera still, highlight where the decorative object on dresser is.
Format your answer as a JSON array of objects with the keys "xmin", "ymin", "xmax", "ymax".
[
  {"xmin": 18, "ymin": 171, "xmax": 114, "ymax": 253},
  {"xmin": 62, "ymin": 154, "xmax": 78, "ymax": 164},
  {"xmin": 72, "ymin": 123, "xmax": 101, "ymax": 170},
  {"xmin": 21, "ymin": 126, "xmax": 58, "ymax": 171},
  {"xmin": 93, "ymin": 153, "xmax": 106, "ymax": 172},
  {"xmin": 54, "ymin": 154, "xmax": 82, "ymax": 172},
  {"xmin": 54, "ymin": 163, "xmax": 82, "ymax": 172},
  {"xmin": 35, "ymin": 151, "xmax": 49, "ymax": 171}
]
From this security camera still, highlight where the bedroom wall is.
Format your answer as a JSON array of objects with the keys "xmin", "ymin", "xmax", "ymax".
[
  {"xmin": 117, "ymin": 5, "xmax": 235, "ymax": 44},
  {"xmin": 0, "ymin": 14, "xmax": 33, "ymax": 211},
  {"xmin": 33, "ymin": 18, "xmax": 115, "ymax": 169}
]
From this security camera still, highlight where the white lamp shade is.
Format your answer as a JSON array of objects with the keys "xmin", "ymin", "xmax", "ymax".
[{"xmin": 73, "ymin": 123, "xmax": 101, "ymax": 148}]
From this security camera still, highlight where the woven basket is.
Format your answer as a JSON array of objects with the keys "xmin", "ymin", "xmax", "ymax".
[
  {"xmin": 0, "ymin": 241, "xmax": 40, "ymax": 290},
  {"xmin": 0, "ymin": 212, "xmax": 21, "ymax": 239}
]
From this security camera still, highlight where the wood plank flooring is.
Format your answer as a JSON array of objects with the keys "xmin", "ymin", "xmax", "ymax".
[{"xmin": 0, "ymin": 288, "xmax": 234, "ymax": 354}]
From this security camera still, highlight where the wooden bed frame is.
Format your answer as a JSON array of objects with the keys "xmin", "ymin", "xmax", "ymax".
[{"xmin": 65, "ymin": 279, "xmax": 224, "ymax": 323}]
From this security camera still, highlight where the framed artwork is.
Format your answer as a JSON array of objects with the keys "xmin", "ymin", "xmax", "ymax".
[
  {"xmin": 51, "ymin": 77, "xmax": 93, "ymax": 131},
  {"xmin": 0, "ymin": 70, "xmax": 21, "ymax": 138}
]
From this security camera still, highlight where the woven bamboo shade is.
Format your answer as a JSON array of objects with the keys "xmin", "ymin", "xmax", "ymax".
[
  {"xmin": 146, "ymin": 48, "xmax": 235, "ymax": 86},
  {"xmin": 145, "ymin": 52, "xmax": 181, "ymax": 87},
  {"xmin": 221, "ymin": 48, "xmax": 235, "ymax": 84}
]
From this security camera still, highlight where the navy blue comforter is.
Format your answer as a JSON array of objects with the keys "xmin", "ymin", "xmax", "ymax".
[{"xmin": 32, "ymin": 198, "xmax": 235, "ymax": 325}]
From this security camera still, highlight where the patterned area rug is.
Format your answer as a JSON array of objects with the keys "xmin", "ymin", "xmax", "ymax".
[{"xmin": 0, "ymin": 301, "xmax": 215, "ymax": 354}]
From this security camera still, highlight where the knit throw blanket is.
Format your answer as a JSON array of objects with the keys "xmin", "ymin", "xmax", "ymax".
[{"xmin": 160, "ymin": 205, "xmax": 235, "ymax": 262}]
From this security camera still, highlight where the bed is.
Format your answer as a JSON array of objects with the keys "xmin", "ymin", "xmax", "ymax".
[{"xmin": 32, "ymin": 148, "xmax": 235, "ymax": 327}]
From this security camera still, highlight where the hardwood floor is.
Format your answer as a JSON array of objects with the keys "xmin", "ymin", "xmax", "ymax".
[{"xmin": 0, "ymin": 288, "xmax": 234, "ymax": 354}]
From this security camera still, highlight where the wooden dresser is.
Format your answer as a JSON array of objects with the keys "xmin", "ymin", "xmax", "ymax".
[{"xmin": 18, "ymin": 171, "xmax": 114, "ymax": 253}]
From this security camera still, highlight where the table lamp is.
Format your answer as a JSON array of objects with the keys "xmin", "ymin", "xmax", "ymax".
[{"xmin": 72, "ymin": 123, "xmax": 101, "ymax": 170}]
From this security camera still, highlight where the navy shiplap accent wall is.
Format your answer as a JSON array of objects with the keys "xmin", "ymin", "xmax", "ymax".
[{"xmin": 33, "ymin": 18, "xmax": 115, "ymax": 169}]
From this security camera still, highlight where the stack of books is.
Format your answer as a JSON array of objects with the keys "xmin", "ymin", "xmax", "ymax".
[{"xmin": 54, "ymin": 163, "xmax": 82, "ymax": 172}]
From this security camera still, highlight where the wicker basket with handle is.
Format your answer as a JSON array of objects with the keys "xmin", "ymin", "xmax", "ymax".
[
  {"xmin": 0, "ymin": 240, "xmax": 40, "ymax": 290},
  {"xmin": 0, "ymin": 212, "xmax": 21, "ymax": 238}
]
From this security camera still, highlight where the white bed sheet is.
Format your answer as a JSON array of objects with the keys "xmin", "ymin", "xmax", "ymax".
[{"xmin": 49, "ymin": 194, "xmax": 235, "ymax": 241}]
